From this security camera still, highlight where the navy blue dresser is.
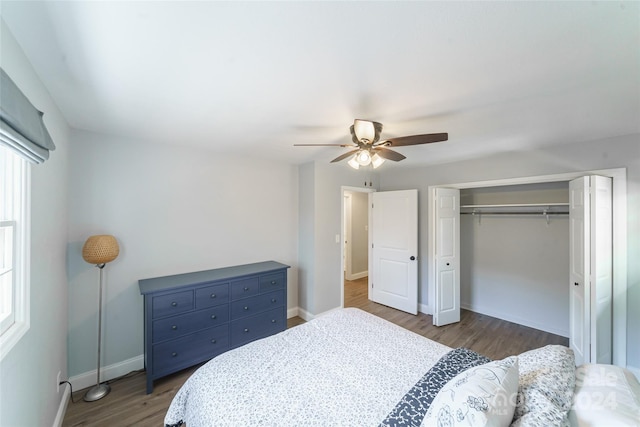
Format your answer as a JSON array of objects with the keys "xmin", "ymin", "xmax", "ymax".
[{"xmin": 139, "ymin": 261, "xmax": 290, "ymax": 393}]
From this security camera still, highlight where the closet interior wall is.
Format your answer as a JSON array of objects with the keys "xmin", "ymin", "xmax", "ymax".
[{"xmin": 460, "ymin": 182, "xmax": 570, "ymax": 337}]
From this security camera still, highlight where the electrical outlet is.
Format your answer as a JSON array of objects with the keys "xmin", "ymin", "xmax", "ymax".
[{"xmin": 57, "ymin": 371, "xmax": 61, "ymax": 393}]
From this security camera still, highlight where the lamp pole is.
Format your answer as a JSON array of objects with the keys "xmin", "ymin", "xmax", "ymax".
[
  {"xmin": 83, "ymin": 263, "xmax": 111, "ymax": 401},
  {"xmin": 81, "ymin": 234, "xmax": 119, "ymax": 402}
]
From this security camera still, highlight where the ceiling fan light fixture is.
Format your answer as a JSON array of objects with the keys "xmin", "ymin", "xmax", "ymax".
[
  {"xmin": 353, "ymin": 119, "xmax": 376, "ymax": 143},
  {"xmin": 356, "ymin": 149, "xmax": 372, "ymax": 166},
  {"xmin": 371, "ymin": 153, "xmax": 385, "ymax": 169},
  {"xmin": 347, "ymin": 156, "xmax": 360, "ymax": 169}
]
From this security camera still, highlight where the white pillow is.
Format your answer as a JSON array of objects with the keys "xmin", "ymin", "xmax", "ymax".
[
  {"xmin": 569, "ymin": 363, "xmax": 640, "ymax": 426},
  {"xmin": 423, "ymin": 356, "xmax": 519, "ymax": 427}
]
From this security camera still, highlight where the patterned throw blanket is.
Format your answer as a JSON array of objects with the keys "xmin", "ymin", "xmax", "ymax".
[{"xmin": 379, "ymin": 348, "xmax": 491, "ymax": 427}]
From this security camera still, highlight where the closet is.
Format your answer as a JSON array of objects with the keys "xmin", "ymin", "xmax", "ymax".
[
  {"xmin": 429, "ymin": 172, "xmax": 618, "ymax": 366},
  {"xmin": 458, "ymin": 182, "xmax": 570, "ymax": 337}
]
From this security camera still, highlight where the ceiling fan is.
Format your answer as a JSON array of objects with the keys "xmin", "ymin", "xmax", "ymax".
[{"xmin": 294, "ymin": 119, "xmax": 448, "ymax": 169}]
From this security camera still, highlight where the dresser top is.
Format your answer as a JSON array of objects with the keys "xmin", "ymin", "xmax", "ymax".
[{"xmin": 138, "ymin": 261, "xmax": 290, "ymax": 294}]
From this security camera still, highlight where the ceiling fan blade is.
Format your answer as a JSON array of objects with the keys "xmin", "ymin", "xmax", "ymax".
[
  {"xmin": 330, "ymin": 149, "xmax": 360, "ymax": 163},
  {"xmin": 373, "ymin": 147, "xmax": 406, "ymax": 162},
  {"xmin": 384, "ymin": 132, "xmax": 448, "ymax": 147},
  {"xmin": 293, "ymin": 143, "xmax": 354, "ymax": 147}
]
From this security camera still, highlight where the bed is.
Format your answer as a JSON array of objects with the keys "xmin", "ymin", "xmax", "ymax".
[{"xmin": 164, "ymin": 308, "xmax": 640, "ymax": 427}]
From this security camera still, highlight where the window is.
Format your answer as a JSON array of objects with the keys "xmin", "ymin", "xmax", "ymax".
[
  {"xmin": 0, "ymin": 144, "xmax": 30, "ymax": 360},
  {"xmin": 0, "ymin": 220, "xmax": 16, "ymax": 333}
]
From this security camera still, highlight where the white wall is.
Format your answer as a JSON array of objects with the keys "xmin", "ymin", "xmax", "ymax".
[
  {"xmin": 0, "ymin": 19, "xmax": 70, "ymax": 426},
  {"xmin": 459, "ymin": 184, "xmax": 570, "ymax": 336},
  {"xmin": 461, "ymin": 215, "xmax": 570, "ymax": 336},
  {"xmin": 349, "ymin": 191, "xmax": 369, "ymax": 276},
  {"xmin": 344, "ymin": 190, "xmax": 368, "ymax": 278},
  {"xmin": 297, "ymin": 162, "xmax": 378, "ymax": 317},
  {"xmin": 377, "ymin": 134, "xmax": 640, "ymax": 374},
  {"xmin": 297, "ymin": 162, "xmax": 315, "ymax": 318},
  {"xmin": 67, "ymin": 130, "xmax": 298, "ymax": 379}
]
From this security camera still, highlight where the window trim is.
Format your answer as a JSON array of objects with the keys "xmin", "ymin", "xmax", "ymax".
[
  {"xmin": 0, "ymin": 146, "xmax": 30, "ymax": 361},
  {"xmin": 0, "ymin": 220, "xmax": 16, "ymax": 334}
]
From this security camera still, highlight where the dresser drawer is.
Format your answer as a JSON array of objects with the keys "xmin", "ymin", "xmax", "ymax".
[
  {"xmin": 152, "ymin": 291, "xmax": 194, "ymax": 318},
  {"xmin": 195, "ymin": 283, "xmax": 229, "ymax": 309},
  {"xmin": 230, "ymin": 277, "xmax": 260, "ymax": 300},
  {"xmin": 230, "ymin": 289, "xmax": 285, "ymax": 320},
  {"xmin": 230, "ymin": 307, "xmax": 286, "ymax": 347},
  {"xmin": 152, "ymin": 325, "xmax": 230, "ymax": 375},
  {"xmin": 152, "ymin": 305, "xmax": 229, "ymax": 343},
  {"xmin": 260, "ymin": 272, "xmax": 286, "ymax": 292},
  {"xmin": 139, "ymin": 261, "xmax": 290, "ymax": 393}
]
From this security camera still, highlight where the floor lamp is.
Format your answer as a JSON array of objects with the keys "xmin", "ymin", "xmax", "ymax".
[{"xmin": 82, "ymin": 234, "xmax": 119, "ymax": 402}]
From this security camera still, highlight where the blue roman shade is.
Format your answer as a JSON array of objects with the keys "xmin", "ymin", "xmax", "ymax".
[{"xmin": 0, "ymin": 68, "xmax": 55, "ymax": 163}]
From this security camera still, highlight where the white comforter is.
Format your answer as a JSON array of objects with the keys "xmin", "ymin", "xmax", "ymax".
[{"xmin": 165, "ymin": 308, "xmax": 450, "ymax": 427}]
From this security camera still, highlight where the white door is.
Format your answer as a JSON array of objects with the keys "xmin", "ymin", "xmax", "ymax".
[
  {"xmin": 370, "ymin": 190, "xmax": 418, "ymax": 315},
  {"xmin": 569, "ymin": 176, "xmax": 612, "ymax": 365},
  {"xmin": 569, "ymin": 177, "xmax": 589, "ymax": 366},
  {"xmin": 433, "ymin": 188, "xmax": 460, "ymax": 326}
]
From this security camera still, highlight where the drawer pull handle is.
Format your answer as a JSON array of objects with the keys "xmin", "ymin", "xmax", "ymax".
[
  {"xmin": 271, "ymin": 298, "xmax": 277, "ymax": 303},
  {"xmin": 271, "ymin": 280, "xmax": 277, "ymax": 285},
  {"xmin": 243, "ymin": 306, "xmax": 249, "ymax": 311},
  {"xmin": 211, "ymin": 339, "xmax": 217, "ymax": 344},
  {"xmin": 211, "ymin": 314, "xmax": 217, "ymax": 319},
  {"xmin": 171, "ymin": 325, "xmax": 177, "ymax": 330},
  {"xmin": 171, "ymin": 352, "xmax": 178, "ymax": 357},
  {"xmin": 210, "ymin": 293, "xmax": 216, "ymax": 298},
  {"xmin": 244, "ymin": 328, "xmax": 249, "ymax": 333},
  {"xmin": 243, "ymin": 287, "xmax": 249, "ymax": 291},
  {"xmin": 271, "ymin": 319, "xmax": 276, "ymax": 323},
  {"xmin": 171, "ymin": 302, "xmax": 177, "ymax": 307}
]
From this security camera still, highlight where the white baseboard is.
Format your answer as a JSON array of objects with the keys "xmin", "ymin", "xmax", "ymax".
[
  {"xmin": 419, "ymin": 303, "xmax": 432, "ymax": 315},
  {"xmin": 52, "ymin": 384, "xmax": 71, "ymax": 427},
  {"xmin": 345, "ymin": 270, "xmax": 368, "ymax": 281},
  {"xmin": 461, "ymin": 303, "xmax": 569, "ymax": 337},
  {"xmin": 287, "ymin": 307, "xmax": 299, "ymax": 319},
  {"xmin": 69, "ymin": 354, "xmax": 144, "ymax": 392},
  {"xmin": 297, "ymin": 307, "xmax": 315, "ymax": 322},
  {"xmin": 70, "ymin": 308, "xmax": 302, "ymax": 393}
]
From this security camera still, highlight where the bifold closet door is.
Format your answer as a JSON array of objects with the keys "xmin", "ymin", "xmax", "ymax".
[
  {"xmin": 433, "ymin": 188, "xmax": 460, "ymax": 326},
  {"xmin": 569, "ymin": 175, "xmax": 612, "ymax": 366}
]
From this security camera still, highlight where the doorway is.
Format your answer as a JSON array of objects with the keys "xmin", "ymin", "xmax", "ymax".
[{"xmin": 341, "ymin": 186, "xmax": 374, "ymax": 308}]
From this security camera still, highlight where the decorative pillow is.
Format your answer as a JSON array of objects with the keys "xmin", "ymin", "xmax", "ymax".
[
  {"xmin": 422, "ymin": 356, "xmax": 519, "ymax": 427},
  {"xmin": 510, "ymin": 345, "xmax": 576, "ymax": 427},
  {"xmin": 569, "ymin": 363, "xmax": 640, "ymax": 426}
]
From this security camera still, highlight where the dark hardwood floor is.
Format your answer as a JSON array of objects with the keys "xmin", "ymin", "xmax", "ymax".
[
  {"xmin": 62, "ymin": 277, "xmax": 567, "ymax": 426},
  {"xmin": 343, "ymin": 277, "xmax": 568, "ymax": 360}
]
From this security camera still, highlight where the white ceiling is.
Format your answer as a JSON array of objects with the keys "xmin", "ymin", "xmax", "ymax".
[{"xmin": 1, "ymin": 1, "xmax": 638, "ymax": 167}]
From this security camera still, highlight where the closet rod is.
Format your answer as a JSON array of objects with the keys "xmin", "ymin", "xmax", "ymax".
[
  {"xmin": 460, "ymin": 203, "xmax": 569, "ymax": 209},
  {"xmin": 462, "ymin": 210, "xmax": 567, "ymax": 225},
  {"xmin": 460, "ymin": 212, "xmax": 568, "ymax": 215}
]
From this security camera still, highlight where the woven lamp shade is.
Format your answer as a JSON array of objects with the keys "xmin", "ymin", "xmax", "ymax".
[{"xmin": 82, "ymin": 235, "xmax": 119, "ymax": 265}]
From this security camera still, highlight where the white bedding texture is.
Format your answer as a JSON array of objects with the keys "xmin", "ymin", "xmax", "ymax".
[
  {"xmin": 164, "ymin": 308, "xmax": 640, "ymax": 427},
  {"xmin": 165, "ymin": 308, "xmax": 450, "ymax": 426}
]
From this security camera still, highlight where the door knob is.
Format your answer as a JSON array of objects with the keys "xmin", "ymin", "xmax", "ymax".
[
  {"xmin": 574, "ymin": 282, "xmax": 579, "ymax": 286},
  {"xmin": 410, "ymin": 256, "xmax": 415, "ymax": 261}
]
